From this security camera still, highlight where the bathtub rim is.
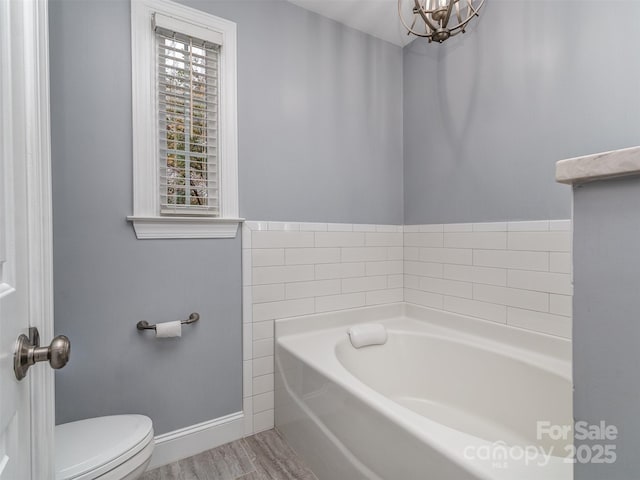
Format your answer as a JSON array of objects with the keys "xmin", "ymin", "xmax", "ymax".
[{"xmin": 276, "ymin": 302, "xmax": 571, "ymax": 368}]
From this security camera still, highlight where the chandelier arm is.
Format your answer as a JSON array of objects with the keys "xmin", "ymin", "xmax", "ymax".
[
  {"xmin": 457, "ymin": 0, "xmax": 485, "ymax": 28},
  {"xmin": 447, "ymin": 17, "xmax": 477, "ymax": 36},
  {"xmin": 398, "ymin": 0, "xmax": 435, "ymax": 38},
  {"xmin": 420, "ymin": 0, "xmax": 433, "ymax": 35},
  {"xmin": 413, "ymin": 0, "xmax": 441, "ymax": 32},
  {"xmin": 399, "ymin": 17, "xmax": 432, "ymax": 37},
  {"xmin": 446, "ymin": 0, "xmax": 485, "ymax": 33},
  {"xmin": 467, "ymin": 0, "xmax": 484, "ymax": 19},
  {"xmin": 409, "ymin": 15, "xmax": 418, "ymax": 32},
  {"xmin": 441, "ymin": 0, "xmax": 456, "ymax": 29}
]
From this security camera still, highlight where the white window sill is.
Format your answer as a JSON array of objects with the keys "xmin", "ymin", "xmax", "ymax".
[{"xmin": 127, "ymin": 216, "xmax": 244, "ymax": 239}]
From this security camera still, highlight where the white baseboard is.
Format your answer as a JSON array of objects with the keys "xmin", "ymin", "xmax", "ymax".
[{"xmin": 147, "ymin": 411, "xmax": 244, "ymax": 470}]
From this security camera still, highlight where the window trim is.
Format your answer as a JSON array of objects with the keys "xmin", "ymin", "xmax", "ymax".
[{"xmin": 129, "ymin": 0, "xmax": 242, "ymax": 239}]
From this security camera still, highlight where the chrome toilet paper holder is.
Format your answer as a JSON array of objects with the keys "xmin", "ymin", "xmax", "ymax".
[{"xmin": 136, "ymin": 312, "xmax": 200, "ymax": 331}]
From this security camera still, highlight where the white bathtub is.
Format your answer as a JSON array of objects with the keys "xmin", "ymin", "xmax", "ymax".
[{"xmin": 275, "ymin": 303, "xmax": 572, "ymax": 480}]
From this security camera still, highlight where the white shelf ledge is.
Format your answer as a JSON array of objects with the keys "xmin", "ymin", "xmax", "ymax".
[
  {"xmin": 127, "ymin": 216, "xmax": 243, "ymax": 239},
  {"xmin": 556, "ymin": 146, "xmax": 640, "ymax": 185}
]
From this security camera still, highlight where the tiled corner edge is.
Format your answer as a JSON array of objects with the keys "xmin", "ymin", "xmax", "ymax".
[{"xmin": 241, "ymin": 223, "xmax": 255, "ymax": 436}]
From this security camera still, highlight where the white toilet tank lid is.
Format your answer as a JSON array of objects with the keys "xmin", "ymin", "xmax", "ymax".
[{"xmin": 55, "ymin": 415, "xmax": 154, "ymax": 480}]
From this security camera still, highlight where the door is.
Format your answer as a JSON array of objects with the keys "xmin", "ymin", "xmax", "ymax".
[
  {"xmin": 0, "ymin": 0, "xmax": 32, "ymax": 476},
  {"xmin": 0, "ymin": 0, "xmax": 56, "ymax": 478}
]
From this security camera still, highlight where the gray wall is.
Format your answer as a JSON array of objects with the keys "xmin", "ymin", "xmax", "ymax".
[
  {"xmin": 403, "ymin": 0, "xmax": 640, "ymax": 224},
  {"xmin": 49, "ymin": 0, "xmax": 403, "ymax": 434},
  {"xmin": 573, "ymin": 177, "xmax": 640, "ymax": 479},
  {"xmin": 184, "ymin": 0, "xmax": 405, "ymax": 224},
  {"xmin": 49, "ymin": 0, "xmax": 242, "ymax": 435}
]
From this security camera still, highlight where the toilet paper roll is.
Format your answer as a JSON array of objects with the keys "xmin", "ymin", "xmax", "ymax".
[
  {"xmin": 347, "ymin": 323, "xmax": 387, "ymax": 349},
  {"xmin": 155, "ymin": 320, "xmax": 182, "ymax": 338}
]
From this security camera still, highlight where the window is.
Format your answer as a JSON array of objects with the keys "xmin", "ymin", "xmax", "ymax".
[
  {"xmin": 129, "ymin": 0, "xmax": 240, "ymax": 239},
  {"xmin": 156, "ymin": 21, "xmax": 219, "ymax": 216}
]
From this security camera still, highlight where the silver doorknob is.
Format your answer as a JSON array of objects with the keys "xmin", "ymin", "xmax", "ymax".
[{"xmin": 14, "ymin": 327, "xmax": 71, "ymax": 380}]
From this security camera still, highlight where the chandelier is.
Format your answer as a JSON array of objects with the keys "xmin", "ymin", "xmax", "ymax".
[{"xmin": 398, "ymin": 0, "xmax": 485, "ymax": 43}]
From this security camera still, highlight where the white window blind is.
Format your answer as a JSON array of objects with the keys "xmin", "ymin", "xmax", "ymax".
[{"xmin": 155, "ymin": 17, "xmax": 220, "ymax": 216}]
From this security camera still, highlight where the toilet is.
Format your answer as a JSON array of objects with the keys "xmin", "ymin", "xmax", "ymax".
[{"xmin": 55, "ymin": 415, "xmax": 154, "ymax": 480}]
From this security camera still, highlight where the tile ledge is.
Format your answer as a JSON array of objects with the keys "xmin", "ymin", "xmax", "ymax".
[{"xmin": 556, "ymin": 145, "xmax": 640, "ymax": 185}]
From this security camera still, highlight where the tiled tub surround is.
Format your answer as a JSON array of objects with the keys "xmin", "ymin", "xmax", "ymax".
[
  {"xmin": 242, "ymin": 222, "xmax": 404, "ymax": 435},
  {"xmin": 241, "ymin": 219, "xmax": 572, "ymax": 436},
  {"xmin": 404, "ymin": 220, "xmax": 572, "ymax": 338}
]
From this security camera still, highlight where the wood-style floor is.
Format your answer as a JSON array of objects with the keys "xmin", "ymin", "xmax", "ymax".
[{"xmin": 141, "ymin": 429, "xmax": 318, "ymax": 480}]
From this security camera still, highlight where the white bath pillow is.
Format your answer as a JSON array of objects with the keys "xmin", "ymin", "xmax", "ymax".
[{"xmin": 347, "ymin": 323, "xmax": 388, "ymax": 348}]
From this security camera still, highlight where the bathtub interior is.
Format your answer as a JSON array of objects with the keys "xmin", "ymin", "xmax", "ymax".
[{"xmin": 334, "ymin": 325, "xmax": 572, "ymax": 452}]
